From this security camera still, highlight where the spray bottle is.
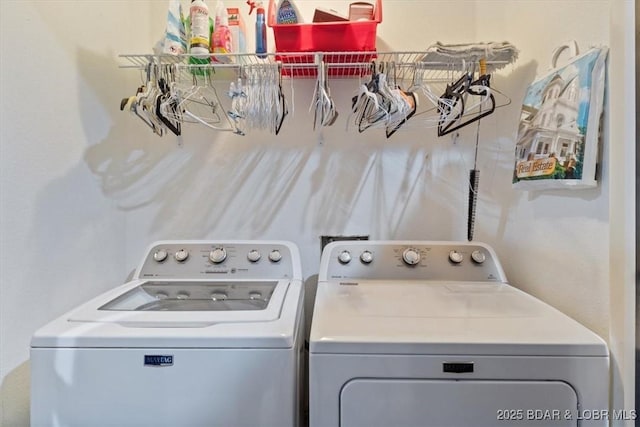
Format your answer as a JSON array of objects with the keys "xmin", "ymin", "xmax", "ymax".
[
  {"xmin": 247, "ymin": 1, "xmax": 267, "ymax": 58},
  {"xmin": 211, "ymin": 1, "xmax": 232, "ymax": 63}
]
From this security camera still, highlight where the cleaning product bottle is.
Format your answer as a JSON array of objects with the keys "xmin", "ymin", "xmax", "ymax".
[
  {"xmin": 226, "ymin": 7, "xmax": 247, "ymax": 54},
  {"xmin": 276, "ymin": 0, "xmax": 300, "ymax": 24},
  {"xmin": 255, "ymin": 3, "xmax": 267, "ymax": 58},
  {"xmin": 189, "ymin": 0, "xmax": 211, "ymax": 59},
  {"xmin": 211, "ymin": 1, "xmax": 232, "ymax": 63}
]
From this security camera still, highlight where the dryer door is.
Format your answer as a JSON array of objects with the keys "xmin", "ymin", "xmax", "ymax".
[{"xmin": 340, "ymin": 379, "xmax": 578, "ymax": 427}]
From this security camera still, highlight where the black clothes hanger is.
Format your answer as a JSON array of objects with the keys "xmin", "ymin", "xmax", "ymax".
[
  {"xmin": 155, "ymin": 74, "xmax": 182, "ymax": 136},
  {"xmin": 437, "ymin": 73, "xmax": 495, "ymax": 137},
  {"xmin": 275, "ymin": 64, "xmax": 288, "ymax": 135},
  {"xmin": 385, "ymin": 90, "xmax": 417, "ymax": 138}
]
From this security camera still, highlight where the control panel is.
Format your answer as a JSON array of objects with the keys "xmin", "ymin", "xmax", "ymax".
[
  {"xmin": 136, "ymin": 241, "xmax": 298, "ymax": 281},
  {"xmin": 319, "ymin": 241, "xmax": 506, "ymax": 283}
]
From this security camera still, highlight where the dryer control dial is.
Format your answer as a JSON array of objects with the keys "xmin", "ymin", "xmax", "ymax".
[
  {"xmin": 209, "ymin": 248, "xmax": 227, "ymax": 264},
  {"xmin": 471, "ymin": 250, "xmax": 486, "ymax": 264},
  {"xmin": 174, "ymin": 249, "xmax": 189, "ymax": 262},
  {"xmin": 247, "ymin": 249, "xmax": 261, "ymax": 263},
  {"xmin": 402, "ymin": 248, "xmax": 421, "ymax": 266},
  {"xmin": 449, "ymin": 250, "xmax": 464, "ymax": 264},
  {"xmin": 338, "ymin": 250, "xmax": 352, "ymax": 264},
  {"xmin": 153, "ymin": 249, "xmax": 168, "ymax": 262},
  {"xmin": 360, "ymin": 250, "xmax": 373, "ymax": 264},
  {"xmin": 269, "ymin": 250, "xmax": 282, "ymax": 263}
]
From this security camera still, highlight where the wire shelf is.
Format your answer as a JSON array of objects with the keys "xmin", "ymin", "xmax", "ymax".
[{"xmin": 119, "ymin": 52, "xmax": 512, "ymax": 81}]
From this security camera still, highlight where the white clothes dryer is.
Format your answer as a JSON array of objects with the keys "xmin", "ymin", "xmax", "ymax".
[
  {"xmin": 31, "ymin": 240, "xmax": 305, "ymax": 427},
  {"xmin": 309, "ymin": 241, "xmax": 609, "ymax": 427}
]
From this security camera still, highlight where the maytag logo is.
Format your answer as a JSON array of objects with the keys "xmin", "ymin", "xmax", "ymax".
[{"xmin": 144, "ymin": 355, "xmax": 174, "ymax": 367}]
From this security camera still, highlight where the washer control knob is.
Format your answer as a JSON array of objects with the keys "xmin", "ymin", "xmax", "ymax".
[
  {"xmin": 360, "ymin": 250, "xmax": 373, "ymax": 264},
  {"xmin": 449, "ymin": 250, "xmax": 464, "ymax": 264},
  {"xmin": 153, "ymin": 249, "xmax": 168, "ymax": 262},
  {"xmin": 209, "ymin": 248, "xmax": 227, "ymax": 264},
  {"xmin": 402, "ymin": 248, "xmax": 421, "ymax": 266},
  {"xmin": 471, "ymin": 250, "xmax": 486, "ymax": 264},
  {"xmin": 338, "ymin": 250, "xmax": 352, "ymax": 264},
  {"xmin": 174, "ymin": 249, "xmax": 189, "ymax": 262},
  {"xmin": 247, "ymin": 250, "xmax": 261, "ymax": 263},
  {"xmin": 269, "ymin": 250, "xmax": 282, "ymax": 263}
]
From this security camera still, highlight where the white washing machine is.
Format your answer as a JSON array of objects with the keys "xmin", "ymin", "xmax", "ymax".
[
  {"xmin": 310, "ymin": 241, "xmax": 609, "ymax": 427},
  {"xmin": 31, "ymin": 240, "xmax": 304, "ymax": 427}
]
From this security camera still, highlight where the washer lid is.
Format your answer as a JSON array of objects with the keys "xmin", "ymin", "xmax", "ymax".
[
  {"xmin": 32, "ymin": 279, "xmax": 302, "ymax": 348},
  {"xmin": 98, "ymin": 281, "xmax": 278, "ymax": 312},
  {"xmin": 309, "ymin": 280, "xmax": 608, "ymax": 357},
  {"xmin": 68, "ymin": 279, "xmax": 288, "ymax": 325}
]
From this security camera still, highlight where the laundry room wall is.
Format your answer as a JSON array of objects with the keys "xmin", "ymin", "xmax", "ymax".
[
  {"xmin": 0, "ymin": 1, "xmax": 634, "ymax": 426},
  {"xmin": 122, "ymin": 0, "xmax": 614, "ymax": 335},
  {"xmin": 0, "ymin": 1, "xmax": 164, "ymax": 425}
]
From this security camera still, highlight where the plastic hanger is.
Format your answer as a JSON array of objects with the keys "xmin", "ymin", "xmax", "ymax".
[
  {"xmin": 275, "ymin": 64, "xmax": 288, "ymax": 135},
  {"xmin": 384, "ymin": 62, "xmax": 418, "ymax": 138},
  {"xmin": 386, "ymin": 89, "xmax": 417, "ymax": 138},
  {"xmin": 227, "ymin": 78, "xmax": 247, "ymax": 135},
  {"xmin": 155, "ymin": 66, "xmax": 182, "ymax": 136},
  {"xmin": 437, "ymin": 72, "xmax": 497, "ymax": 137},
  {"xmin": 358, "ymin": 66, "xmax": 391, "ymax": 132},
  {"xmin": 311, "ymin": 60, "xmax": 337, "ymax": 130},
  {"xmin": 131, "ymin": 64, "xmax": 165, "ymax": 136},
  {"xmin": 170, "ymin": 69, "xmax": 234, "ymax": 132},
  {"xmin": 239, "ymin": 63, "xmax": 286, "ymax": 134},
  {"xmin": 407, "ymin": 64, "xmax": 467, "ymax": 129}
]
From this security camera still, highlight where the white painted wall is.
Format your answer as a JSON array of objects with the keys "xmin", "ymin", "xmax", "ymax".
[
  {"xmin": 0, "ymin": 0, "xmax": 634, "ymax": 426},
  {"xmin": 607, "ymin": 0, "xmax": 636, "ymax": 423},
  {"xmin": 0, "ymin": 1, "xmax": 163, "ymax": 424}
]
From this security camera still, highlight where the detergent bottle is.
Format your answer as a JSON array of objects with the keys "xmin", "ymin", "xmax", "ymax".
[{"xmin": 276, "ymin": 0, "xmax": 300, "ymax": 24}]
